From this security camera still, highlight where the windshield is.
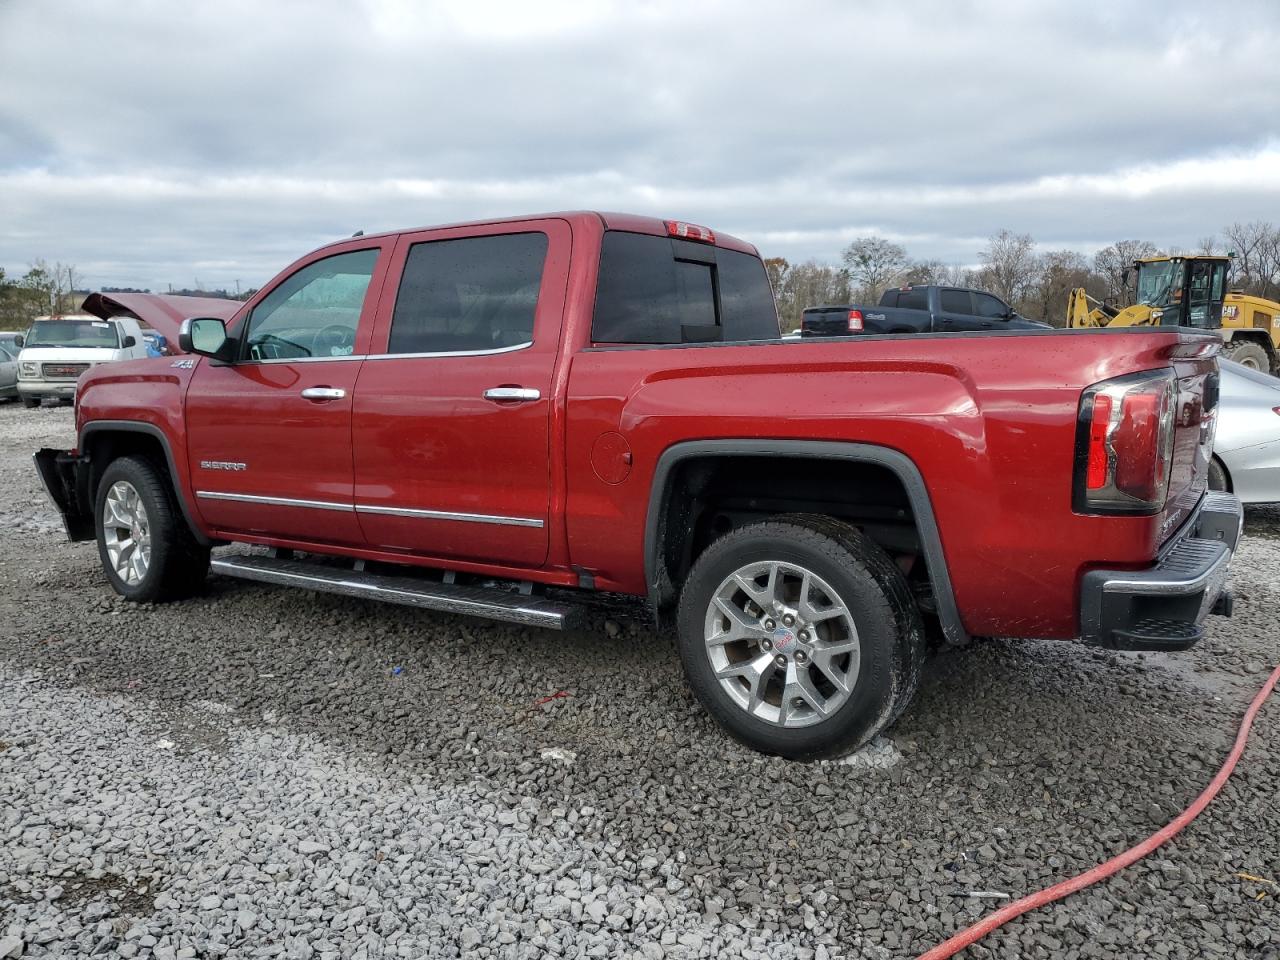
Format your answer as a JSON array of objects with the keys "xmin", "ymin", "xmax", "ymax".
[
  {"xmin": 24, "ymin": 319, "xmax": 120, "ymax": 349},
  {"xmin": 1134, "ymin": 261, "xmax": 1180, "ymax": 308}
]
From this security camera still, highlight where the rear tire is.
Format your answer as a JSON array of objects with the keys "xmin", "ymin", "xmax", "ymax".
[
  {"xmin": 1223, "ymin": 340, "xmax": 1270, "ymax": 371},
  {"xmin": 95, "ymin": 455, "xmax": 210, "ymax": 602},
  {"xmin": 675, "ymin": 514, "xmax": 924, "ymax": 760},
  {"xmin": 1207, "ymin": 457, "xmax": 1230, "ymax": 493},
  {"xmin": 22, "ymin": 397, "xmax": 39, "ymax": 409}
]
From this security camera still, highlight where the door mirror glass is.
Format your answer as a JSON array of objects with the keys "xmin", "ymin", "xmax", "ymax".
[
  {"xmin": 121, "ymin": 335, "xmax": 137, "ymax": 348},
  {"xmin": 180, "ymin": 317, "xmax": 231, "ymax": 359},
  {"xmin": 12, "ymin": 334, "xmax": 23, "ymax": 348}
]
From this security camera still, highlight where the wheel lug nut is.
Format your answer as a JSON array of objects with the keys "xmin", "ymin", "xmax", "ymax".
[
  {"xmin": 763, "ymin": 618, "xmax": 776, "ymax": 630},
  {"xmin": 761, "ymin": 639, "xmax": 773, "ymax": 651},
  {"xmin": 774, "ymin": 655, "xmax": 787, "ymax": 667},
  {"xmin": 782, "ymin": 614, "xmax": 795, "ymax": 627},
  {"xmin": 798, "ymin": 630, "xmax": 809, "ymax": 641},
  {"xmin": 795, "ymin": 651, "xmax": 808, "ymax": 664}
]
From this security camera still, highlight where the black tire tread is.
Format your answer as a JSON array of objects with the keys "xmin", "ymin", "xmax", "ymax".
[
  {"xmin": 676, "ymin": 513, "xmax": 925, "ymax": 760},
  {"xmin": 96, "ymin": 455, "xmax": 209, "ymax": 602},
  {"xmin": 1223, "ymin": 340, "xmax": 1270, "ymax": 372}
]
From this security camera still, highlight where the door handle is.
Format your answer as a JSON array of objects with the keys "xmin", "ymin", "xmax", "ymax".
[
  {"xmin": 483, "ymin": 387, "xmax": 541, "ymax": 402},
  {"xmin": 300, "ymin": 387, "xmax": 346, "ymax": 401}
]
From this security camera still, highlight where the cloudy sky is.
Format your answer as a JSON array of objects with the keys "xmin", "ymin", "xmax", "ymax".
[{"xmin": 2, "ymin": 0, "xmax": 1278, "ymax": 292}]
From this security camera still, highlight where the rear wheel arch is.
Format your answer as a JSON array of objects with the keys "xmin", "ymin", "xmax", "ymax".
[
  {"xmin": 79, "ymin": 421, "xmax": 211, "ymax": 546},
  {"xmin": 643, "ymin": 439, "xmax": 965, "ymax": 644}
]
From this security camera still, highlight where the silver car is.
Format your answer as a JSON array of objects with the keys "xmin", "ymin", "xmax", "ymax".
[
  {"xmin": 0, "ymin": 344, "xmax": 17, "ymax": 400},
  {"xmin": 1210, "ymin": 360, "xmax": 1280, "ymax": 504}
]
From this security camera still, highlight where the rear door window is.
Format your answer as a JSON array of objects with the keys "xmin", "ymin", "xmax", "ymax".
[
  {"xmin": 592, "ymin": 231, "xmax": 779, "ymax": 343},
  {"xmin": 940, "ymin": 289, "xmax": 973, "ymax": 314},
  {"xmin": 387, "ymin": 233, "xmax": 547, "ymax": 354}
]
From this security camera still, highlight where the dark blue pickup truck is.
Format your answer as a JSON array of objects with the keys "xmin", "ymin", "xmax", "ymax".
[{"xmin": 801, "ymin": 284, "xmax": 1052, "ymax": 336}]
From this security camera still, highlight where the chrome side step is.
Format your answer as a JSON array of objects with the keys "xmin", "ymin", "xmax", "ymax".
[{"xmin": 210, "ymin": 555, "xmax": 584, "ymax": 630}]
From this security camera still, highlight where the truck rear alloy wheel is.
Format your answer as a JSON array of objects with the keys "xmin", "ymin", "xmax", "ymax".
[
  {"xmin": 676, "ymin": 514, "xmax": 924, "ymax": 760},
  {"xmin": 704, "ymin": 561, "xmax": 859, "ymax": 727}
]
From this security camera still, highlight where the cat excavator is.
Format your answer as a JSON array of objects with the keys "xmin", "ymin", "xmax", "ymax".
[{"xmin": 1068, "ymin": 254, "xmax": 1280, "ymax": 372}]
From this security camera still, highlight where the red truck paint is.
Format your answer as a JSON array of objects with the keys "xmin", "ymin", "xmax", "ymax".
[{"xmin": 72, "ymin": 211, "xmax": 1223, "ymax": 640}]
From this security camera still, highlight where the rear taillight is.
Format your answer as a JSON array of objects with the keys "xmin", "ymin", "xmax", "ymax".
[
  {"xmin": 666, "ymin": 220, "xmax": 715, "ymax": 244},
  {"xmin": 1074, "ymin": 370, "xmax": 1176, "ymax": 514},
  {"xmin": 847, "ymin": 310, "xmax": 864, "ymax": 333}
]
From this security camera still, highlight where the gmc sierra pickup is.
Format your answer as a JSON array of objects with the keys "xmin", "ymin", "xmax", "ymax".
[
  {"xmin": 35, "ymin": 212, "xmax": 1242, "ymax": 760},
  {"xmin": 801, "ymin": 284, "xmax": 1050, "ymax": 336}
]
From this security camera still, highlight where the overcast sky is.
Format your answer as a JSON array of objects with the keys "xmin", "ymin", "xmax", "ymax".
[{"xmin": 2, "ymin": 0, "xmax": 1279, "ymax": 292}]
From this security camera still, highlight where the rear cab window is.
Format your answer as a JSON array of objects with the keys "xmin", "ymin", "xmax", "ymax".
[{"xmin": 592, "ymin": 232, "xmax": 779, "ymax": 344}]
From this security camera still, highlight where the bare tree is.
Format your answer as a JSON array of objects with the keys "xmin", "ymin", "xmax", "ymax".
[
  {"xmin": 841, "ymin": 237, "xmax": 908, "ymax": 303},
  {"xmin": 771, "ymin": 259, "xmax": 851, "ymax": 332},
  {"xmin": 977, "ymin": 229, "xmax": 1040, "ymax": 307},
  {"xmin": 1223, "ymin": 221, "xmax": 1280, "ymax": 300},
  {"xmin": 1093, "ymin": 239, "xmax": 1159, "ymax": 304},
  {"xmin": 902, "ymin": 259, "xmax": 976, "ymax": 287},
  {"xmin": 1030, "ymin": 250, "xmax": 1092, "ymax": 327}
]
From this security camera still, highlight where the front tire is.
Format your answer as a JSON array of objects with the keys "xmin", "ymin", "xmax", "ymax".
[
  {"xmin": 22, "ymin": 397, "xmax": 39, "ymax": 409},
  {"xmin": 1223, "ymin": 340, "xmax": 1270, "ymax": 371},
  {"xmin": 95, "ymin": 455, "xmax": 210, "ymax": 602},
  {"xmin": 676, "ymin": 514, "xmax": 924, "ymax": 760}
]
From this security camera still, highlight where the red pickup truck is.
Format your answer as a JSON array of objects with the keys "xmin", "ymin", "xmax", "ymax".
[{"xmin": 36, "ymin": 212, "xmax": 1242, "ymax": 760}]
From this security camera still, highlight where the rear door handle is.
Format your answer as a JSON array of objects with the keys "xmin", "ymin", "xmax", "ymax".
[
  {"xmin": 301, "ymin": 387, "xmax": 346, "ymax": 401},
  {"xmin": 483, "ymin": 387, "xmax": 541, "ymax": 402}
]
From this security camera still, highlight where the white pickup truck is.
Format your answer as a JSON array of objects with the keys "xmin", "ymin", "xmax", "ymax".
[{"xmin": 16, "ymin": 314, "xmax": 149, "ymax": 407}]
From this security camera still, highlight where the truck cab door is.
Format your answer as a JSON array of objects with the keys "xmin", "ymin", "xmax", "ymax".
[
  {"xmin": 970, "ymin": 292, "xmax": 1013, "ymax": 330},
  {"xmin": 183, "ymin": 242, "xmax": 390, "ymax": 547},
  {"xmin": 935, "ymin": 288, "xmax": 984, "ymax": 331},
  {"xmin": 350, "ymin": 219, "xmax": 570, "ymax": 569}
]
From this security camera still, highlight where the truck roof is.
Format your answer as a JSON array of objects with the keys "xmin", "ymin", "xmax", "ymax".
[{"xmin": 311, "ymin": 211, "xmax": 760, "ymax": 257}]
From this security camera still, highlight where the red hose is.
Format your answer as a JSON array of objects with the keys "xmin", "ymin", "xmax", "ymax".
[{"xmin": 917, "ymin": 662, "xmax": 1280, "ymax": 960}]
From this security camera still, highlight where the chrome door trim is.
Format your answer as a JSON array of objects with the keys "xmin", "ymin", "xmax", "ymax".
[
  {"xmin": 196, "ymin": 490, "xmax": 544, "ymax": 528},
  {"xmin": 355, "ymin": 504, "xmax": 544, "ymax": 528},
  {"xmin": 195, "ymin": 491, "xmax": 355, "ymax": 512},
  {"xmin": 300, "ymin": 387, "xmax": 347, "ymax": 400}
]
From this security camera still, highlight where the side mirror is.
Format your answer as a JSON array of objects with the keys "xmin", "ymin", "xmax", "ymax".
[
  {"xmin": 121, "ymin": 335, "xmax": 137, "ymax": 348},
  {"xmin": 1122, "ymin": 267, "xmax": 1131, "ymax": 287},
  {"xmin": 179, "ymin": 317, "xmax": 234, "ymax": 361},
  {"xmin": 12, "ymin": 334, "xmax": 23, "ymax": 348}
]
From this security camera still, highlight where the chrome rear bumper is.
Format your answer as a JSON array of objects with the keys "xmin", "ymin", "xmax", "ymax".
[{"xmin": 1080, "ymin": 492, "xmax": 1242, "ymax": 651}]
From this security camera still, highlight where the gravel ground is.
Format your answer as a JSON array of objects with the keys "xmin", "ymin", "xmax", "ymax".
[{"xmin": 1, "ymin": 402, "xmax": 1278, "ymax": 960}]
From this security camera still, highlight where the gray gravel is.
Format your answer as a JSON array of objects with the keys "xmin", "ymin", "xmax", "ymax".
[{"xmin": 1, "ymin": 401, "xmax": 1278, "ymax": 959}]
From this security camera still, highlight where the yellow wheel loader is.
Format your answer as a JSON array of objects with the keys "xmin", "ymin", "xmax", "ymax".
[{"xmin": 1068, "ymin": 255, "xmax": 1280, "ymax": 372}]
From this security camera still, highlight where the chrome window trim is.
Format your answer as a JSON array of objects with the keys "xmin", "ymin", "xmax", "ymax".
[
  {"xmin": 224, "ymin": 341, "xmax": 534, "ymax": 365},
  {"xmin": 196, "ymin": 490, "xmax": 544, "ymax": 527},
  {"xmin": 355, "ymin": 504, "xmax": 544, "ymax": 527},
  {"xmin": 364, "ymin": 341, "xmax": 533, "ymax": 361}
]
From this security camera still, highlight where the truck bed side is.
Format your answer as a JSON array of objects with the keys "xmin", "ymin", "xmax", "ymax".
[{"xmin": 564, "ymin": 328, "xmax": 1217, "ymax": 639}]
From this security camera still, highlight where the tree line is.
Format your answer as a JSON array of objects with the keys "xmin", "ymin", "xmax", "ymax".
[
  {"xmin": 6, "ymin": 219, "xmax": 1280, "ymax": 334},
  {"xmin": 767, "ymin": 220, "xmax": 1280, "ymax": 333},
  {"xmin": 0, "ymin": 266, "xmax": 258, "ymax": 331}
]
